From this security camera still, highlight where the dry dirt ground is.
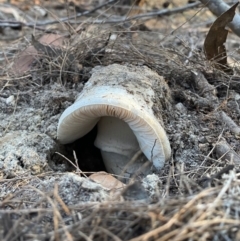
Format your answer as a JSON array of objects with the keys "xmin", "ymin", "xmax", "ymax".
[{"xmin": 1, "ymin": 0, "xmax": 240, "ymax": 240}]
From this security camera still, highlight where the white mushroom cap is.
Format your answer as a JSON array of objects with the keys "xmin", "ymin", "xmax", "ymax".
[{"xmin": 57, "ymin": 85, "xmax": 171, "ymax": 170}]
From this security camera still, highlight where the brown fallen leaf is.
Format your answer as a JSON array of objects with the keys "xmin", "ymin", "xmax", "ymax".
[
  {"xmin": 204, "ymin": 2, "xmax": 238, "ymax": 74},
  {"xmin": 89, "ymin": 172, "xmax": 125, "ymax": 190},
  {"xmin": 10, "ymin": 33, "xmax": 65, "ymax": 76},
  {"xmin": 31, "ymin": 34, "xmax": 63, "ymax": 59}
]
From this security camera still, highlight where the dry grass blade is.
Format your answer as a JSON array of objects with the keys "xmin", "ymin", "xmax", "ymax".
[{"xmin": 0, "ymin": 171, "xmax": 240, "ymax": 240}]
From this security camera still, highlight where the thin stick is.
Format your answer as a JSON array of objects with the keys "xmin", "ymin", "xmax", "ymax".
[
  {"xmin": 55, "ymin": 152, "xmax": 88, "ymax": 178},
  {"xmin": 0, "ymin": 2, "xmax": 201, "ymax": 29}
]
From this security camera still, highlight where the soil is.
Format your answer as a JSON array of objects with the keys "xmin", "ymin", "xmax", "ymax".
[{"xmin": 1, "ymin": 0, "xmax": 240, "ymax": 240}]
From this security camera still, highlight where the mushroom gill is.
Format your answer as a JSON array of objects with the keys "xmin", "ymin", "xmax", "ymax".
[{"xmin": 57, "ymin": 64, "xmax": 171, "ymax": 177}]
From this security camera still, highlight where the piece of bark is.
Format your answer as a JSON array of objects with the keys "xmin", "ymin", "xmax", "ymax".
[
  {"xmin": 215, "ymin": 139, "xmax": 240, "ymax": 164},
  {"xmin": 191, "ymin": 70, "xmax": 218, "ymax": 101},
  {"xmin": 198, "ymin": 164, "xmax": 234, "ymax": 188},
  {"xmin": 175, "ymin": 89, "xmax": 215, "ymax": 112}
]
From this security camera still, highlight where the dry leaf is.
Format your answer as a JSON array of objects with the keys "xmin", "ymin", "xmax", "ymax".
[
  {"xmin": 11, "ymin": 34, "xmax": 65, "ymax": 75},
  {"xmin": 31, "ymin": 35, "xmax": 63, "ymax": 59},
  {"xmin": 89, "ymin": 172, "xmax": 125, "ymax": 190},
  {"xmin": 204, "ymin": 2, "xmax": 238, "ymax": 74}
]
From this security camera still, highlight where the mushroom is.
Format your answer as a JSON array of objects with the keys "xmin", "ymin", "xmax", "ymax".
[{"xmin": 57, "ymin": 64, "xmax": 171, "ymax": 178}]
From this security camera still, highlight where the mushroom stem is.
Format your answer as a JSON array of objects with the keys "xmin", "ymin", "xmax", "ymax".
[
  {"xmin": 95, "ymin": 117, "xmax": 140, "ymax": 156},
  {"xmin": 95, "ymin": 116, "xmax": 149, "ymax": 176}
]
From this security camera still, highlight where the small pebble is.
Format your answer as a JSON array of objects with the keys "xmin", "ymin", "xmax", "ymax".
[
  {"xmin": 175, "ymin": 102, "xmax": 187, "ymax": 113},
  {"xmin": 6, "ymin": 95, "xmax": 15, "ymax": 106}
]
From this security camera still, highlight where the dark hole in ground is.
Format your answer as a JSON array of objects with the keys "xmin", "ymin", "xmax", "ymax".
[
  {"xmin": 65, "ymin": 125, "xmax": 107, "ymax": 174},
  {"xmin": 17, "ymin": 156, "xmax": 24, "ymax": 168}
]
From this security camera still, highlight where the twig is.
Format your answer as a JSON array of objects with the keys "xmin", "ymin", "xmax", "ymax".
[
  {"xmin": 129, "ymin": 188, "xmax": 218, "ymax": 241},
  {"xmin": 151, "ymin": 139, "xmax": 157, "ymax": 162},
  {"xmin": 200, "ymin": 128, "xmax": 225, "ymax": 167},
  {"xmin": 215, "ymin": 139, "xmax": 240, "ymax": 164},
  {"xmin": 97, "ymin": 226, "xmax": 122, "ymax": 241},
  {"xmin": 2, "ymin": 215, "xmax": 27, "ymax": 241},
  {"xmin": 53, "ymin": 184, "xmax": 71, "ymax": 215},
  {"xmin": 220, "ymin": 111, "xmax": 240, "ymax": 136},
  {"xmin": 27, "ymin": 186, "xmax": 72, "ymax": 241},
  {"xmin": 3, "ymin": 91, "xmax": 19, "ymax": 135},
  {"xmin": 198, "ymin": 164, "xmax": 234, "ymax": 188},
  {"xmin": 111, "ymin": 2, "xmax": 201, "ymax": 22},
  {"xmin": 191, "ymin": 70, "xmax": 217, "ymax": 100},
  {"xmin": 55, "ymin": 152, "xmax": 88, "ymax": 178},
  {"xmin": 0, "ymin": 0, "xmax": 119, "ymax": 29},
  {"xmin": 0, "ymin": 2, "xmax": 201, "ymax": 29}
]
